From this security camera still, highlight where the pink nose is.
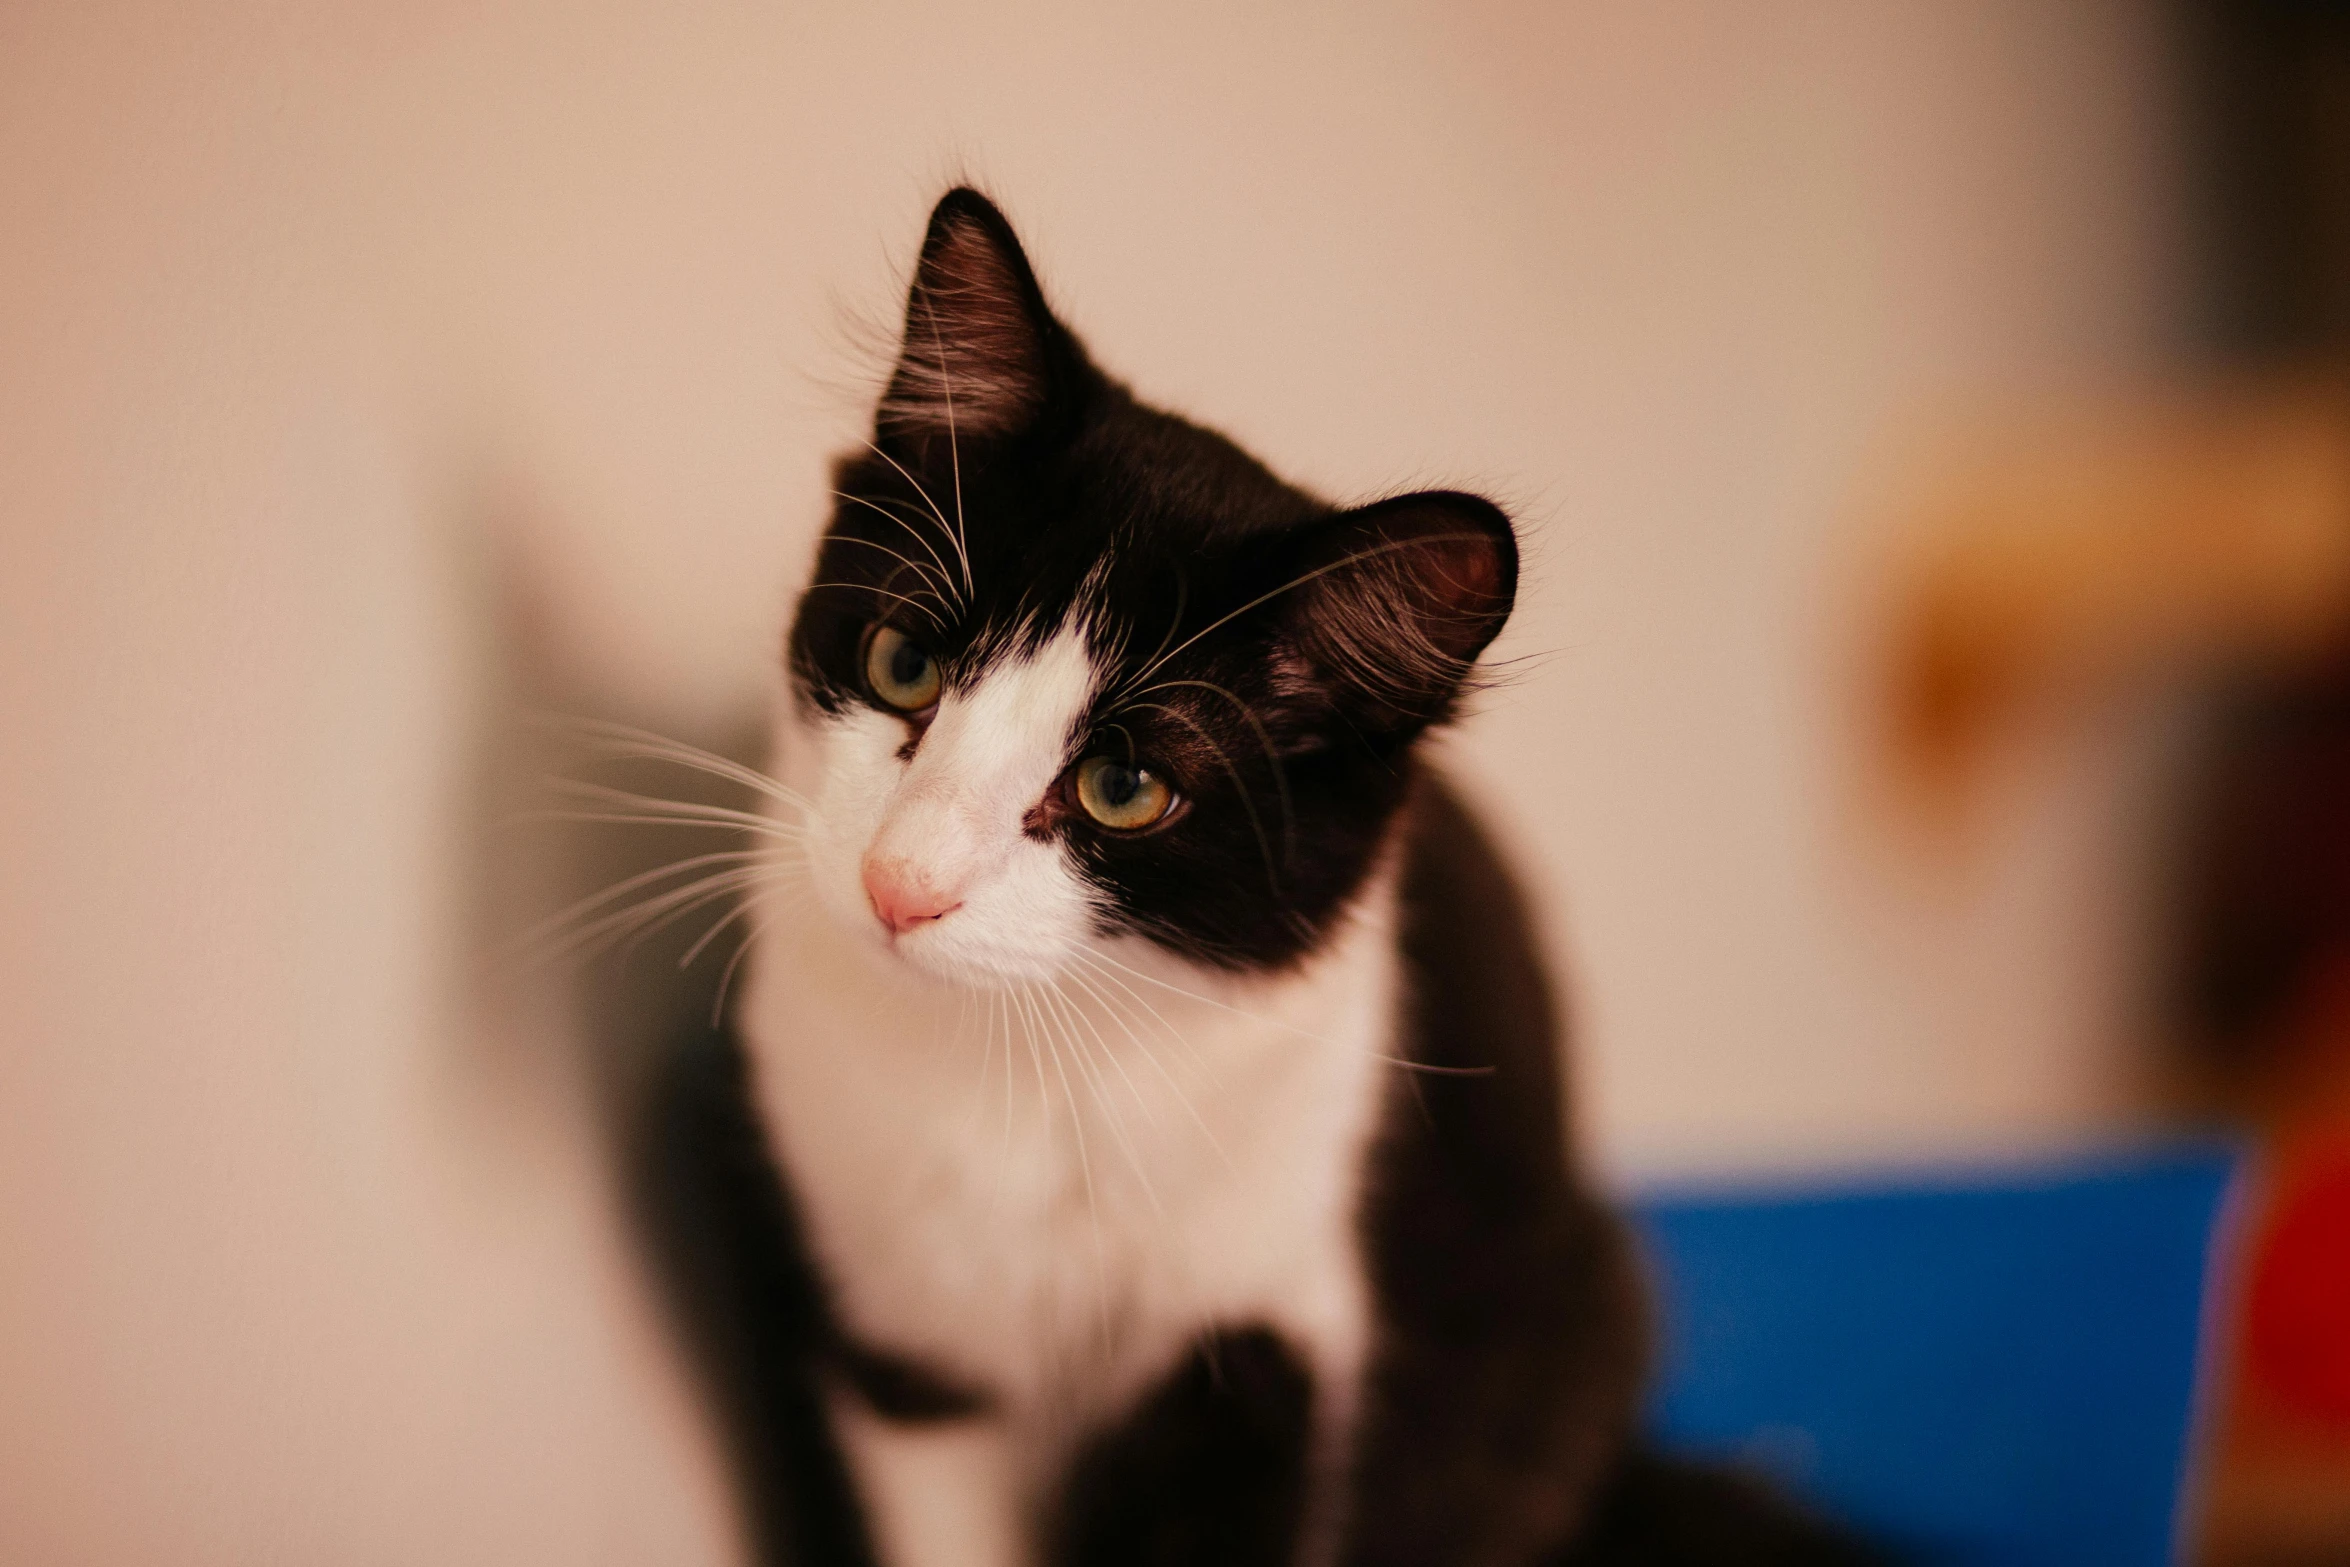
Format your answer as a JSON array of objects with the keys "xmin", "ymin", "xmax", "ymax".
[{"xmin": 862, "ymin": 858, "xmax": 962, "ymax": 937}]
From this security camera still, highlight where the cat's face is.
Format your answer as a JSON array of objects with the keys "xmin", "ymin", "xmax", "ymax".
[{"xmin": 782, "ymin": 190, "xmax": 1516, "ymax": 989}]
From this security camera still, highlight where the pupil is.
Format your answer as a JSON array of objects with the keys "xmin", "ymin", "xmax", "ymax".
[
  {"xmin": 1100, "ymin": 765, "xmax": 1139, "ymax": 806},
  {"xmin": 889, "ymin": 642, "xmax": 928, "ymax": 686}
]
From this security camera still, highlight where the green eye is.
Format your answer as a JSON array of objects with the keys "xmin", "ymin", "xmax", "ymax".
[
  {"xmin": 1075, "ymin": 755, "xmax": 1175, "ymax": 831},
  {"xmin": 865, "ymin": 625, "xmax": 941, "ymax": 712}
]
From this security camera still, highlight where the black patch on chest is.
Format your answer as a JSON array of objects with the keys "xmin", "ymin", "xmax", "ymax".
[
  {"xmin": 833, "ymin": 1336, "xmax": 993, "ymax": 1423},
  {"xmin": 1046, "ymin": 1325, "xmax": 1314, "ymax": 1567}
]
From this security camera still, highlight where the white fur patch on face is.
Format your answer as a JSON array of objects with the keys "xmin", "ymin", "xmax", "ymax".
[{"xmin": 798, "ymin": 624, "xmax": 1103, "ymax": 986}]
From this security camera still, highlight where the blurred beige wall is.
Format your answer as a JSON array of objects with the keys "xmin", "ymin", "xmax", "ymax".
[{"xmin": 0, "ymin": 2, "xmax": 2188, "ymax": 1560}]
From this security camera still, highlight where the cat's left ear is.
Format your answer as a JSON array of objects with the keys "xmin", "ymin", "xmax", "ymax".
[
  {"xmin": 878, "ymin": 188, "xmax": 1071, "ymax": 446},
  {"xmin": 1281, "ymin": 491, "xmax": 1519, "ymax": 741}
]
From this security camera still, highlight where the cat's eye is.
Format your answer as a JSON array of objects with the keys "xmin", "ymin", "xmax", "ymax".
[
  {"xmin": 1074, "ymin": 755, "xmax": 1175, "ymax": 832},
  {"xmin": 865, "ymin": 624, "xmax": 942, "ymax": 713}
]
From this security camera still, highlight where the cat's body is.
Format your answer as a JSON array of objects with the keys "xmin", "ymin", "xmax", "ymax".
[
  {"xmin": 655, "ymin": 189, "xmax": 1878, "ymax": 1567},
  {"xmin": 742, "ymin": 791, "xmax": 1395, "ymax": 1567}
]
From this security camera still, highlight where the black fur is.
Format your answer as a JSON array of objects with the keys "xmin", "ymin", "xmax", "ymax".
[
  {"xmin": 637, "ymin": 188, "xmax": 1890, "ymax": 1565},
  {"xmin": 834, "ymin": 1338, "xmax": 993, "ymax": 1424},
  {"xmin": 1343, "ymin": 773, "xmax": 1650, "ymax": 1565},
  {"xmin": 1048, "ymin": 1326, "xmax": 1315, "ymax": 1567}
]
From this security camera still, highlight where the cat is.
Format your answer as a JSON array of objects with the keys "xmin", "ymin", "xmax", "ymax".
[{"xmin": 637, "ymin": 187, "xmax": 1882, "ymax": 1567}]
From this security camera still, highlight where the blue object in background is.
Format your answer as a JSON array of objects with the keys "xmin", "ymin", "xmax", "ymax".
[{"xmin": 1631, "ymin": 1143, "xmax": 2240, "ymax": 1566}]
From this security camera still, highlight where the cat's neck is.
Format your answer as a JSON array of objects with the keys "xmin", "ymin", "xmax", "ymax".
[{"xmin": 735, "ymin": 862, "xmax": 1400, "ymax": 1417}]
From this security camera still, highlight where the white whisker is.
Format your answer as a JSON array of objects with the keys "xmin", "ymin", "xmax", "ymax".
[
  {"xmin": 1053, "ymin": 970, "xmax": 1161, "ymax": 1132},
  {"xmin": 805, "ymin": 579, "xmax": 947, "ymax": 629},
  {"xmin": 521, "ymin": 848, "xmax": 769, "ymax": 954},
  {"xmin": 992, "ymin": 986, "xmax": 1017, "ymax": 1208},
  {"xmin": 820, "ymin": 532, "xmax": 962, "ymax": 614},
  {"xmin": 528, "ymin": 806, "xmax": 805, "ymax": 842},
  {"xmin": 1042, "ymin": 976, "xmax": 1160, "ymax": 1216},
  {"xmin": 1022, "ymin": 977, "xmax": 1110, "ymax": 1350},
  {"xmin": 1061, "ymin": 959, "xmax": 1233, "ymax": 1172},
  {"xmin": 530, "ymin": 716, "xmax": 817, "ymax": 814},
  {"xmin": 678, "ymin": 862, "xmax": 806, "ymax": 969},
  {"xmin": 827, "ymin": 493, "xmax": 967, "ymax": 611},
  {"xmin": 539, "ymin": 778, "xmax": 809, "ymax": 837},
  {"xmin": 538, "ymin": 862, "xmax": 777, "ymax": 962},
  {"xmin": 954, "ymin": 984, "xmax": 992, "ymax": 1146},
  {"xmin": 860, "ymin": 438, "xmax": 973, "ymax": 600},
  {"xmin": 913, "ymin": 285, "xmax": 978, "ymax": 601},
  {"xmin": 1067, "ymin": 949, "xmax": 1225, "ymax": 1088},
  {"xmin": 1082, "ymin": 948, "xmax": 1330, "ymax": 1047},
  {"xmin": 710, "ymin": 894, "xmax": 798, "ymax": 1026},
  {"xmin": 1080, "ymin": 947, "xmax": 1466, "ymax": 1076}
]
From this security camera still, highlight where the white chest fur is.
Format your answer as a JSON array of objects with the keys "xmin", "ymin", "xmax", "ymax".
[{"xmin": 737, "ymin": 880, "xmax": 1395, "ymax": 1559}]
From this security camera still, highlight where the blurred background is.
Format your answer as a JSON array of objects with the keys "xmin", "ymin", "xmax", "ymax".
[{"xmin": 5, "ymin": 2, "xmax": 2348, "ymax": 1562}]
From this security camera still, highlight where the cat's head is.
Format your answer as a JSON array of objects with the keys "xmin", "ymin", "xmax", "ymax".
[{"xmin": 783, "ymin": 189, "xmax": 1516, "ymax": 988}]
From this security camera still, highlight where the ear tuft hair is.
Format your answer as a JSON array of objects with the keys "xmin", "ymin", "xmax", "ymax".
[
  {"xmin": 878, "ymin": 189, "xmax": 1058, "ymax": 442},
  {"xmin": 1283, "ymin": 492, "xmax": 1519, "ymax": 740}
]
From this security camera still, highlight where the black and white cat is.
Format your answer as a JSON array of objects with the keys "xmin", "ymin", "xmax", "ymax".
[{"xmin": 646, "ymin": 189, "xmax": 1879, "ymax": 1567}]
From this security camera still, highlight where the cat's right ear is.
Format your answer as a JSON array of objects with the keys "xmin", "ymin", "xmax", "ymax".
[
  {"xmin": 878, "ymin": 188, "xmax": 1069, "ymax": 446},
  {"xmin": 1280, "ymin": 491, "xmax": 1519, "ymax": 743}
]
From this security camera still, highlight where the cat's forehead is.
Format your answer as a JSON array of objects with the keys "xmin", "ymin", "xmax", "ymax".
[
  {"xmin": 844, "ymin": 396, "xmax": 1326, "ymax": 677},
  {"xmin": 1043, "ymin": 404, "xmax": 1317, "ymax": 579}
]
